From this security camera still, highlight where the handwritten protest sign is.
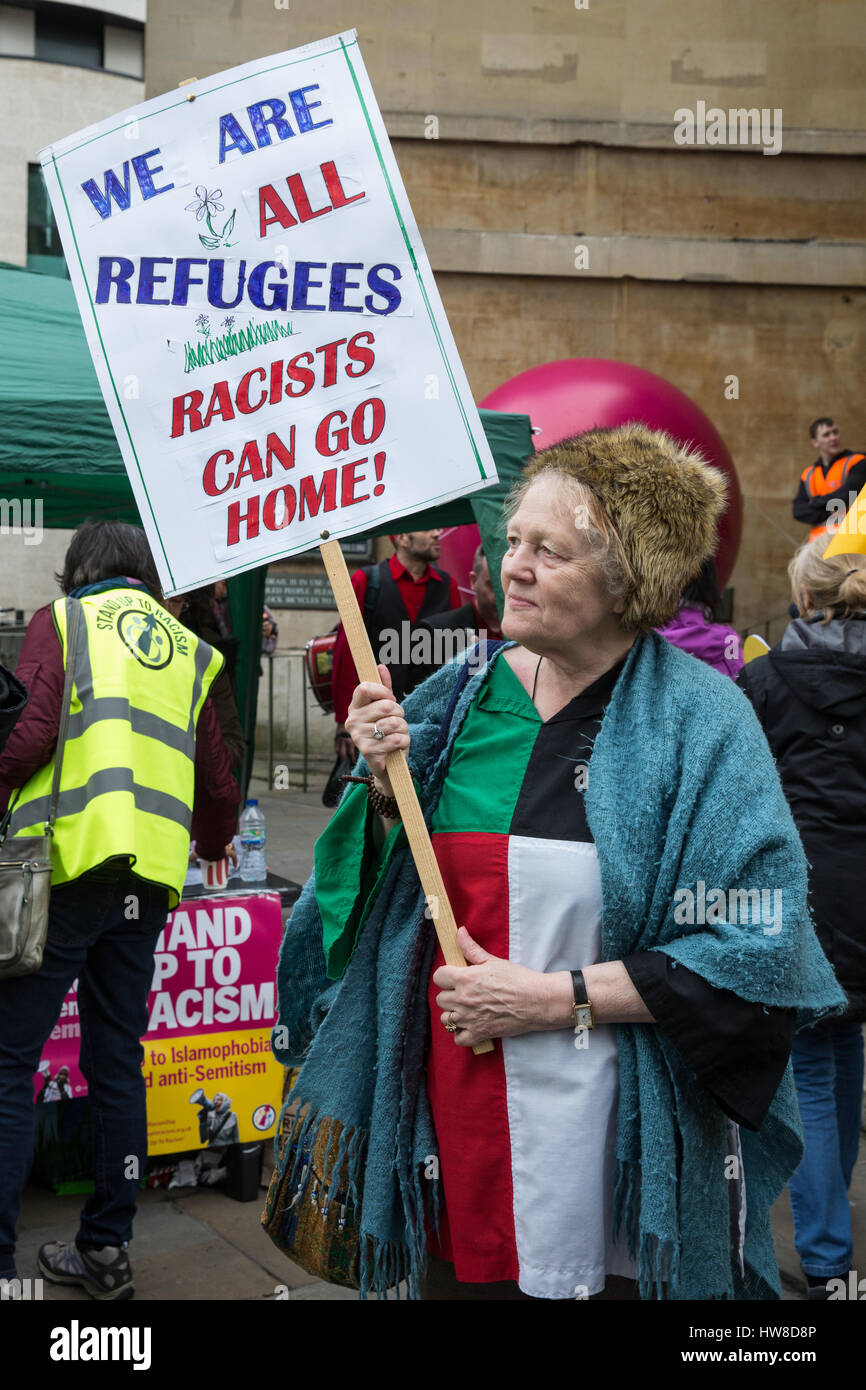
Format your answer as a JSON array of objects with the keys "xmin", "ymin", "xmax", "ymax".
[{"xmin": 38, "ymin": 30, "xmax": 497, "ymax": 595}]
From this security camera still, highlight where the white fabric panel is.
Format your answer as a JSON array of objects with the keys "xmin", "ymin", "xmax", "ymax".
[{"xmin": 503, "ymin": 835, "xmax": 637, "ymax": 1298}]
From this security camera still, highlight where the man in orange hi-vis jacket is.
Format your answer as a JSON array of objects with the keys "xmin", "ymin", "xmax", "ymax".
[{"xmin": 793, "ymin": 417, "xmax": 866, "ymax": 541}]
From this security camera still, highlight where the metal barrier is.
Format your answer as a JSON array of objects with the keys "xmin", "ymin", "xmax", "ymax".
[
  {"xmin": 258, "ymin": 648, "xmax": 331, "ymax": 793},
  {"xmin": 0, "ymin": 623, "xmax": 27, "ymax": 672}
]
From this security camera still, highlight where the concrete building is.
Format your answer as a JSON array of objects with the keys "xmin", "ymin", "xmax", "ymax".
[{"xmin": 0, "ymin": 0, "xmax": 145, "ymax": 274}]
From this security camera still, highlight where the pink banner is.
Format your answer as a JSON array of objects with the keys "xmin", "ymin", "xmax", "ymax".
[{"xmin": 35, "ymin": 892, "xmax": 283, "ymax": 1103}]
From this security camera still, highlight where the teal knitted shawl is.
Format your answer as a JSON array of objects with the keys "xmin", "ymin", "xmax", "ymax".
[{"xmin": 272, "ymin": 634, "xmax": 845, "ymax": 1299}]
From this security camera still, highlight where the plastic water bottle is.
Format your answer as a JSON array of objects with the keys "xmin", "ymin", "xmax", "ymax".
[{"xmin": 238, "ymin": 800, "xmax": 267, "ymax": 883}]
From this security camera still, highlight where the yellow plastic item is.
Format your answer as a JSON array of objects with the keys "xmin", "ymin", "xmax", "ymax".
[{"xmin": 743, "ymin": 634, "xmax": 771, "ymax": 663}]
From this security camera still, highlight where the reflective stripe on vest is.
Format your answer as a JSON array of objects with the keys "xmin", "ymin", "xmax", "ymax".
[
  {"xmin": 8, "ymin": 591, "xmax": 223, "ymax": 906},
  {"xmin": 803, "ymin": 454, "xmax": 865, "ymax": 540}
]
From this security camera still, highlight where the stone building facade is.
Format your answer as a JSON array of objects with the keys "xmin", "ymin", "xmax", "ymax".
[{"xmin": 144, "ymin": 0, "xmax": 865, "ymax": 657}]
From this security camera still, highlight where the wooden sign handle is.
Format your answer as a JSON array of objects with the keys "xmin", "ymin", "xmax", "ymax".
[{"xmin": 319, "ymin": 535, "xmax": 494, "ymax": 1056}]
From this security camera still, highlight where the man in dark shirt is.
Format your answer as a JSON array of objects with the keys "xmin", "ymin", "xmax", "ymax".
[{"xmin": 793, "ymin": 417, "xmax": 866, "ymax": 542}]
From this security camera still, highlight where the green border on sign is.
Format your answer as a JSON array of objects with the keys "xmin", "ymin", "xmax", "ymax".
[{"xmin": 48, "ymin": 34, "xmax": 491, "ymax": 590}]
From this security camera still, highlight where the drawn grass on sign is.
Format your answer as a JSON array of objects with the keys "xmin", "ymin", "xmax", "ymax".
[{"xmin": 182, "ymin": 318, "xmax": 297, "ymax": 373}]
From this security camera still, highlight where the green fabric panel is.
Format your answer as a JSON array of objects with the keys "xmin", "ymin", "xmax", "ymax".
[
  {"xmin": 316, "ymin": 781, "xmax": 407, "ymax": 979},
  {"xmin": 315, "ymin": 782, "xmax": 370, "ymax": 977},
  {"xmin": 0, "ymin": 265, "xmax": 140, "ymax": 524},
  {"xmin": 431, "ymin": 656, "xmax": 540, "ymax": 835}
]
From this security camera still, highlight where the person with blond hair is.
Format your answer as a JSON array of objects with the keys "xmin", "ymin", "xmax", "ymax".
[
  {"xmin": 738, "ymin": 536, "xmax": 866, "ymax": 1298},
  {"xmin": 272, "ymin": 426, "xmax": 844, "ymax": 1301}
]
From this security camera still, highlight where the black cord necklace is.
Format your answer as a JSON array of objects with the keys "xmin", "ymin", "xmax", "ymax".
[{"xmin": 531, "ymin": 654, "xmax": 543, "ymax": 702}]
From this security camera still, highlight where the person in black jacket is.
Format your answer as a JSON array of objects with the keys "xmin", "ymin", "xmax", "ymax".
[
  {"xmin": 738, "ymin": 537, "xmax": 866, "ymax": 1298},
  {"xmin": 0, "ymin": 664, "xmax": 27, "ymax": 754}
]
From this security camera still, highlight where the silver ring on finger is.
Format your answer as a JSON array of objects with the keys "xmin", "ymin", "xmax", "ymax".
[{"xmin": 372, "ymin": 722, "xmax": 385, "ymax": 741}]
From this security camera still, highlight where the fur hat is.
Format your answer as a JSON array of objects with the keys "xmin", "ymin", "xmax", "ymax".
[{"xmin": 523, "ymin": 423, "xmax": 728, "ymax": 631}]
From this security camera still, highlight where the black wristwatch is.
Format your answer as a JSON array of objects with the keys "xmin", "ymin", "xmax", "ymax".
[{"xmin": 570, "ymin": 969, "xmax": 594, "ymax": 1031}]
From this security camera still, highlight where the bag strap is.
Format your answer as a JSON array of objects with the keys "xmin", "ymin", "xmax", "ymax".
[
  {"xmin": 359, "ymin": 562, "xmax": 383, "ymax": 651},
  {"xmin": 46, "ymin": 597, "xmax": 81, "ymax": 835},
  {"xmin": 0, "ymin": 597, "xmax": 80, "ymax": 845},
  {"xmin": 362, "ymin": 563, "xmax": 382, "ymax": 619},
  {"xmin": 432, "ymin": 638, "xmax": 506, "ymax": 761}
]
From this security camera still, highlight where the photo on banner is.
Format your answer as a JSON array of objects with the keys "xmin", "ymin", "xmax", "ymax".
[
  {"xmin": 36, "ymin": 894, "xmax": 285, "ymax": 1154},
  {"xmin": 37, "ymin": 29, "xmax": 498, "ymax": 595}
]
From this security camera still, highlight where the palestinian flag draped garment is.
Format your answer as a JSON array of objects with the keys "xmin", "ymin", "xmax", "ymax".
[{"xmin": 426, "ymin": 653, "xmax": 636, "ymax": 1298}]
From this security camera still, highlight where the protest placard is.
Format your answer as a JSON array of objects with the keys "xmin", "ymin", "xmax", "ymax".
[
  {"xmin": 38, "ymin": 29, "xmax": 497, "ymax": 595},
  {"xmin": 36, "ymin": 894, "xmax": 285, "ymax": 1153}
]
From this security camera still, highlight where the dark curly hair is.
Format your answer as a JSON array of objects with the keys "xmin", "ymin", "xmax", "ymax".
[{"xmin": 57, "ymin": 521, "xmax": 162, "ymax": 598}]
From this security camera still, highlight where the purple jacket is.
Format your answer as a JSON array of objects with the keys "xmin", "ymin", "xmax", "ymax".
[{"xmin": 658, "ymin": 605, "xmax": 744, "ymax": 679}]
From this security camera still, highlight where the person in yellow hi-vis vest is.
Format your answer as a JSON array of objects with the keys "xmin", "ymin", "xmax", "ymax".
[{"xmin": 0, "ymin": 522, "xmax": 239, "ymax": 1301}]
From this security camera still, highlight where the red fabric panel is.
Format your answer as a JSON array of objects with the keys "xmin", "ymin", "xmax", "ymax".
[{"xmin": 426, "ymin": 831, "xmax": 519, "ymax": 1283}]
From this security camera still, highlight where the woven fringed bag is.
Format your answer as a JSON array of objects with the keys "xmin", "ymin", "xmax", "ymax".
[{"xmin": 262, "ymin": 1108, "xmax": 362, "ymax": 1290}]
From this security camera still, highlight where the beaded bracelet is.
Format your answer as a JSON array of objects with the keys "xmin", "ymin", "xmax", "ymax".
[{"xmin": 341, "ymin": 773, "xmax": 401, "ymax": 820}]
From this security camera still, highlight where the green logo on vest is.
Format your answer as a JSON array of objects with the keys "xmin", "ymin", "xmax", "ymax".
[{"xmin": 117, "ymin": 609, "xmax": 174, "ymax": 669}]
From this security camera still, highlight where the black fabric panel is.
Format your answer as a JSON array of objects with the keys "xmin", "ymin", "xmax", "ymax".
[
  {"xmin": 623, "ymin": 951, "xmax": 796, "ymax": 1132},
  {"xmin": 509, "ymin": 657, "xmax": 625, "ymax": 843}
]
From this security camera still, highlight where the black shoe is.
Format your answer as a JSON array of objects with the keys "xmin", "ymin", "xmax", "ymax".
[
  {"xmin": 38, "ymin": 1241, "xmax": 134, "ymax": 1300},
  {"xmin": 804, "ymin": 1272, "xmax": 834, "ymax": 1301}
]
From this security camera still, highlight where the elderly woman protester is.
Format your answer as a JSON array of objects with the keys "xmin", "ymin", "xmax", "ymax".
[
  {"xmin": 738, "ymin": 538, "xmax": 866, "ymax": 1298},
  {"xmin": 272, "ymin": 424, "xmax": 844, "ymax": 1301}
]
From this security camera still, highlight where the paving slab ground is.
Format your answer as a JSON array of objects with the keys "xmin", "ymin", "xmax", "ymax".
[{"xmin": 14, "ymin": 776, "xmax": 866, "ymax": 1302}]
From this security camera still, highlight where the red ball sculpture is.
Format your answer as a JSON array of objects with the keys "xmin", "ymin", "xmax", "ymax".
[{"xmin": 479, "ymin": 358, "xmax": 742, "ymax": 588}]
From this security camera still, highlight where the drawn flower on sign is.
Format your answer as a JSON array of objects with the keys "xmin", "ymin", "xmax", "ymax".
[
  {"xmin": 185, "ymin": 185, "xmax": 237, "ymax": 250},
  {"xmin": 195, "ymin": 313, "xmax": 211, "ymax": 338},
  {"xmin": 186, "ymin": 185, "xmax": 224, "ymax": 221}
]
